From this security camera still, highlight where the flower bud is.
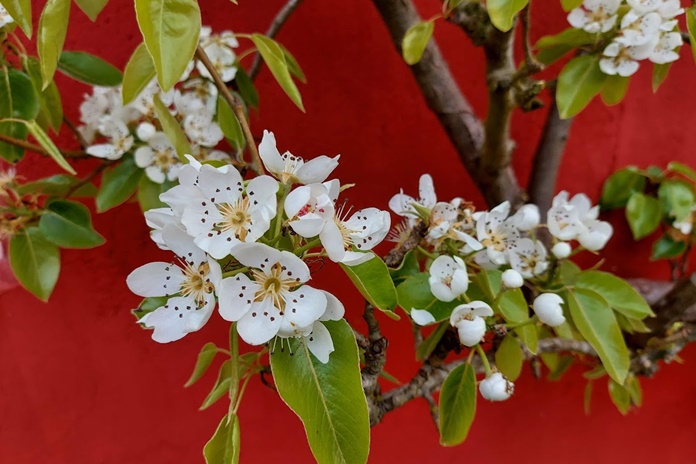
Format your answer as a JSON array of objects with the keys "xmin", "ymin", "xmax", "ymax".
[
  {"xmin": 512, "ymin": 204, "xmax": 540, "ymax": 231},
  {"xmin": 533, "ymin": 293, "xmax": 566, "ymax": 327},
  {"xmin": 501, "ymin": 269, "xmax": 524, "ymax": 289},
  {"xmin": 551, "ymin": 242, "xmax": 572, "ymax": 259},
  {"xmin": 479, "ymin": 372, "xmax": 514, "ymax": 401},
  {"xmin": 137, "ymin": 122, "xmax": 157, "ymax": 142},
  {"xmin": 454, "ymin": 316, "xmax": 486, "ymax": 347}
]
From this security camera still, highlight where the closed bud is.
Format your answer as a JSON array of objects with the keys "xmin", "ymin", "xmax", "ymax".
[
  {"xmin": 552, "ymin": 242, "xmax": 572, "ymax": 259},
  {"xmin": 454, "ymin": 317, "xmax": 486, "ymax": 347},
  {"xmin": 502, "ymin": 269, "xmax": 524, "ymax": 288},
  {"xmin": 533, "ymin": 293, "xmax": 566, "ymax": 327},
  {"xmin": 136, "ymin": 122, "xmax": 157, "ymax": 142},
  {"xmin": 512, "ymin": 204, "xmax": 540, "ymax": 231},
  {"xmin": 479, "ymin": 372, "xmax": 514, "ymax": 401}
]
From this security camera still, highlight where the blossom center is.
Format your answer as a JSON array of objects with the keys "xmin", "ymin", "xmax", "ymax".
[
  {"xmin": 482, "ymin": 232, "xmax": 506, "ymax": 251},
  {"xmin": 153, "ymin": 147, "xmax": 178, "ymax": 171},
  {"xmin": 252, "ymin": 263, "xmax": 296, "ymax": 311},
  {"xmin": 181, "ymin": 261, "xmax": 214, "ymax": 307},
  {"xmin": 217, "ymin": 198, "xmax": 252, "ymax": 240}
]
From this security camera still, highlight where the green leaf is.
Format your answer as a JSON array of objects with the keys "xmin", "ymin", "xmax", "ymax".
[
  {"xmin": 536, "ymin": 28, "xmax": 593, "ymax": 50},
  {"xmin": 24, "ymin": 56, "xmax": 64, "ymax": 133},
  {"xmin": 652, "ymin": 235, "xmax": 687, "ymax": 260},
  {"xmin": 658, "ymin": 180, "xmax": 694, "ymax": 221},
  {"xmin": 608, "ymin": 378, "xmax": 630, "ymax": 415},
  {"xmin": 38, "ymin": 0, "xmax": 71, "ymax": 89},
  {"xmin": 1, "ymin": 0, "xmax": 32, "ymax": 37},
  {"xmin": 271, "ymin": 320, "xmax": 370, "ymax": 464},
  {"xmin": 668, "ymin": 161, "xmax": 696, "ymax": 183},
  {"xmin": 600, "ymin": 167, "xmax": 645, "ymax": 210},
  {"xmin": 122, "ymin": 42, "xmax": 157, "ymax": 105},
  {"xmin": 200, "ymin": 359, "xmax": 232, "ymax": 410},
  {"xmin": 616, "ymin": 312, "xmax": 651, "ymax": 334},
  {"xmin": 625, "ymin": 192, "xmax": 662, "ymax": 239},
  {"xmin": 234, "ymin": 65, "xmax": 259, "ymax": 109},
  {"xmin": 389, "ymin": 250, "xmax": 420, "ymax": 285},
  {"xmin": 24, "ymin": 120, "xmax": 76, "ymax": 174},
  {"xmin": 487, "ymin": 0, "xmax": 528, "ymax": 32},
  {"xmin": 495, "ymin": 334, "xmax": 523, "ymax": 381},
  {"xmin": 625, "ymin": 375, "xmax": 642, "ymax": 407},
  {"xmin": 537, "ymin": 45, "xmax": 574, "ymax": 65},
  {"xmin": 204, "ymin": 414, "xmax": 240, "ymax": 464},
  {"xmin": 416, "ymin": 322, "xmax": 448, "ymax": 361},
  {"xmin": 560, "ymin": 0, "xmax": 583, "ymax": 11},
  {"xmin": 340, "ymin": 257, "xmax": 399, "ymax": 319},
  {"xmin": 217, "ymin": 96, "xmax": 244, "ymax": 150},
  {"xmin": 401, "ymin": 21, "xmax": 434, "ymax": 65},
  {"xmin": 396, "ymin": 272, "xmax": 458, "ymax": 322},
  {"xmin": 135, "ymin": 0, "xmax": 200, "ymax": 92},
  {"xmin": 73, "ymin": 0, "xmax": 109, "ymax": 21},
  {"xmin": 153, "ymin": 93, "xmax": 190, "ymax": 161},
  {"xmin": 686, "ymin": 6, "xmax": 696, "ymax": 64},
  {"xmin": 557, "ymin": 55, "xmax": 607, "ymax": 119},
  {"xmin": 250, "ymin": 34, "xmax": 304, "ymax": 111},
  {"xmin": 652, "ymin": 62, "xmax": 672, "ymax": 93},
  {"xmin": 57, "ymin": 51, "xmax": 122, "ymax": 86},
  {"xmin": 600, "ymin": 75, "xmax": 630, "ymax": 106},
  {"xmin": 548, "ymin": 355, "xmax": 575, "ymax": 381},
  {"xmin": 278, "ymin": 43, "xmax": 306, "ymax": 83},
  {"xmin": 19, "ymin": 174, "xmax": 97, "ymax": 197},
  {"xmin": 500, "ymin": 289, "xmax": 537, "ymax": 354},
  {"xmin": 567, "ymin": 289, "xmax": 629, "ymax": 384},
  {"xmin": 132, "ymin": 296, "xmax": 168, "ymax": 322},
  {"xmin": 136, "ymin": 175, "xmax": 169, "ymax": 211},
  {"xmin": 438, "ymin": 363, "xmax": 477, "ymax": 446},
  {"xmin": 185, "ymin": 342, "xmax": 218, "ymax": 387},
  {"xmin": 576, "ymin": 270, "xmax": 654, "ymax": 320},
  {"xmin": 39, "ymin": 199, "xmax": 105, "ymax": 249},
  {"xmin": 96, "ymin": 156, "xmax": 143, "ymax": 212},
  {"xmin": 0, "ymin": 69, "xmax": 40, "ymax": 162},
  {"xmin": 9, "ymin": 227, "xmax": 60, "ymax": 301}
]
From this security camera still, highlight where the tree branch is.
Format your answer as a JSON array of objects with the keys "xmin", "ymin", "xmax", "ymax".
[
  {"xmin": 249, "ymin": 0, "xmax": 305, "ymax": 80},
  {"xmin": 0, "ymin": 133, "xmax": 88, "ymax": 159}
]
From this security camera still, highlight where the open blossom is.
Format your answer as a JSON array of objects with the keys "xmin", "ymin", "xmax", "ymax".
[
  {"xmin": 617, "ymin": 10, "xmax": 662, "ymax": 46},
  {"xmin": 547, "ymin": 191, "xmax": 613, "ymax": 251},
  {"xmin": 428, "ymin": 255, "xmax": 468, "ymax": 302},
  {"xmin": 321, "ymin": 205, "xmax": 391, "ymax": 266},
  {"xmin": 450, "ymin": 301, "xmax": 493, "ymax": 347},
  {"xmin": 0, "ymin": 5, "xmax": 15, "ymax": 27},
  {"xmin": 474, "ymin": 201, "xmax": 521, "ymax": 266},
  {"xmin": 127, "ymin": 225, "xmax": 221, "ymax": 343},
  {"xmin": 86, "ymin": 117, "xmax": 134, "ymax": 160},
  {"xmin": 181, "ymin": 164, "xmax": 278, "ymax": 259},
  {"xmin": 567, "ymin": 0, "xmax": 621, "ymax": 33},
  {"xmin": 196, "ymin": 27, "xmax": 239, "ymax": 82},
  {"xmin": 284, "ymin": 180, "xmax": 339, "ymax": 237},
  {"xmin": 218, "ymin": 243, "xmax": 334, "ymax": 349},
  {"xmin": 389, "ymin": 173, "xmax": 437, "ymax": 223},
  {"xmin": 183, "ymin": 108, "xmax": 224, "ymax": 147},
  {"xmin": 649, "ymin": 32, "xmax": 682, "ymax": 64},
  {"xmin": 509, "ymin": 238, "xmax": 548, "ymax": 279},
  {"xmin": 479, "ymin": 372, "xmax": 514, "ymax": 402},
  {"xmin": 134, "ymin": 132, "xmax": 181, "ymax": 183},
  {"xmin": 259, "ymin": 130, "xmax": 340, "ymax": 185}
]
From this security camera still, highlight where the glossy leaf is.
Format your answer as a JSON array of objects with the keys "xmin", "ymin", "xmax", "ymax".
[
  {"xmin": 557, "ymin": 55, "xmax": 607, "ymax": 119},
  {"xmin": 396, "ymin": 272, "xmax": 458, "ymax": 322},
  {"xmin": 122, "ymin": 42, "xmax": 157, "ymax": 105},
  {"xmin": 58, "ymin": 51, "xmax": 122, "ymax": 86},
  {"xmin": 567, "ymin": 289, "xmax": 629, "ymax": 384},
  {"xmin": 24, "ymin": 57, "xmax": 63, "ymax": 132},
  {"xmin": 495, "ymin": 334, "xmax": 523, "ymax": 381},
  {"xmin": 135, "ymin": 0, "xmax": 201, "ymax": 92},
  {"xmin": 217, "ymin": 96, "xmax": 244, "ymax": 150},
  {"xmin": 39, "ymin": 199, "xmax": 105, "ymax": 249},
  {"xmin": 137, "ymin": 175, "xmax": 168, "ymax": 212},
  {"xmin": 0, "ymin": 69, "xmax": 40, "ymax": 162},
  {"xmin": 576, "ymin": 270, "xmax": 654, "ymax": 320},
  {"xmin": 600, "ymin": 75, "xmax": 629, "ymax": 106},
  {"xmin": 96, "ymin": 156, "xmax": 143, "ymax": 212},
  {"xmin": 560, "ymin": 0, "xmax": 583, "ymax": 11},
  {"xmin": 73, "ymin": 0, "xmax": 109, "ymax": 21},
  {"xmin": 652, "ymin": 235, "xmax": 687, "ymax": 260},
  {"xmin": 204, "ymin": 414, "xmax": 240, "ymax": 464},
  {"xmin": 416, "ymin": 322, "xmax": 448, "ymax": 361},
  {"xmin": 625, "ymin": 375, "xmax": 642, "ymax": 407},
  {"xmin": 341, "ymin": 258, "xmax": 399, "ymax": 318},
  {"xmin": 625, "ymin": 192, "xmax": 662, "ymax": 239},
  {"xmin": 438, "ymin": 363, "xmax": 476, "ymax": 446},
  {"xmin": 25, "ymin": 120, "xmax": 76, "ymax": 174},
  {"xmin": 271, "ymin": 320, "xmax": 370, "ymax": 464},
  {"xmin": 687, "ymin": 6, "xmax": 696, "ymax": 64},
  {"xmin": 534, "ymin": 27, "xmax": 594, "ymax": 64},
  {"xmin": 600, "ymin": 167, "xmax": 645, "ymax": 210},
  {"xmin": 487, "ymin": 0, "xmax": 528, "ymax": 32},
  {"xmin": 19, "ymin": 174, "xmax": 97, "ymax": 198},
  {"xmin": 1, "ymin": 0, "xmax": 32, "ymax": 36},
  {"xmin": 153, "ymin": 93, "xmax": 190, "ymax": 160},
  {"xmin": 200, "ymin": 359, "xmax": 232, "ymax": 410},
  {"xmin": 9, "ymin": 227, "xmax": 60, "ymax": 301},
  {"xmin": 401, "ymin": 21, "xmax": 434, "ymax": 65},
  {"xmin": 250, "ymin": 34, "xmax": 304, "ymax": 111},
  {"xmin": 234, "ymin": 65, "xmax": 258, "ymax": 109},
  {"xmin": 668, "ymin": 161, "xmax": 696, "ymax": 183},
  {"xmin": 658, "ymin": 180, "xmax": 694, "ymax": 222},
  {"xmin": 279, "ymin": 43, "xmax": 306, "ymax": 83},
  {"xmin": 388, "ymin": 250, "xmax": 420, "ymax": 285},
  {"xmin": 185, "ymin": 342, "xmax": 218, "ymax": 387},
  {"xmin": 608, "ymin": 378, "xmax": 630, "ymax": 415},
  {"xmin": 38, "ymin": 0, "xmax": 71, "ymax": 88},
  {"xmin": 652, "ymin": 62, "xmax": 672, "ymax": 93}
]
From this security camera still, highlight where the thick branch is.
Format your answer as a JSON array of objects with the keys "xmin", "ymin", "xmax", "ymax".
[{"xmin": 249, "ymin": 0, "xmax": 305, "ymax": 80}]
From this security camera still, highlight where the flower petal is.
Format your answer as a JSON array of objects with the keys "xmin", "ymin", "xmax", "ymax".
[
  {"xmin": 295, "ymin": 155, "xmax": 340, "ymax": 184},
  {"xmin": 140, "ymin": 296, "xmax": 214, "ymax": 343},
  {"xmin": 237, "ymin": 297, "xmax": 282, "ymax": 345},
  {"xmin": 306, "ymin": 322, "xmax": 334, "ymax": 363},
  {"xmin": 218, "ymin": 273, "xmax": 260, "ymax": 321},
  {"xmin": 127, "ymin": 262, "xmax": 185, "ymax": 297},
  {"xmin": 283, "ymin": 285, "xmax": 327, "ymax": 328}
]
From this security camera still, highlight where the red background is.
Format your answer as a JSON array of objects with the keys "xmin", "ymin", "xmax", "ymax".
[{"xmin": 2, "ymin": 1, "xmax": 696, "ymax": 462}]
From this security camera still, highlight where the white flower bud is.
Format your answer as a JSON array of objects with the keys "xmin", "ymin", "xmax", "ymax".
[
  {"xmin": 137, "ymin": 122, "xmax": 157, "ymax": 141},
  {"xmin": 479, "ymin": 372, "xmax": 514, "ymax": 401},
  {"xmin": 454, "ymin": 317, "xmax": 486, "ymax": 347},
  {"xmin": 533, "ymin": 293, "xmax": 566, "ymax": 327},
  {"xmin": 501, "ymin": 269, "xmax": 524, "ymax": 289},
  {"xmin": 552, "ymin": 242, "xmax": 572, "ymax": 259},
  {"xmin": 512, "ymin": 204, "xmax": 540, "ymax": 231}
]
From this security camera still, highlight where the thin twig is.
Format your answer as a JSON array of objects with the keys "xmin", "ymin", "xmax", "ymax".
[
  {"xmin": 249, "ymin": 0, "xmax": 305, "ymax": 80},
  {"xmin": 63, "ymin": 161, "xmax": 114, "ymax": 198},
  {"xmin": 63, "ymin": 116, "xmax": 89, "ymax": 150},
  {"xmin": 195, "ymin": 46, "xmax": 264, "ymax": 176},
  {"xmin": 0, "ymin": 133, "xmax": 87, "ymax": 159},
  {"xmin": 512, "ymin": 4, "xmax": 544, "ymax": 82}
]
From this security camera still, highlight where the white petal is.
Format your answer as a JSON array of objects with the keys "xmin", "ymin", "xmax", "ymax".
[
  {"xmin": 418, "ymin": 174, "xmax": 437, "ymax": 208},
  {"xmin": 456, "ymin": 317, "xmax": 487, "ymax": 347},
  {"xmin": 86, "ymin": 143, "xmax": 122, "ymax": 160},
  {"xmin": 295, "ymin": 155, "xmax": 340, "ymax": 184},
  {"xmin": 340, "ymin": 251, "xmax": 376, "ymax": 266},
  {"xmin": 319, "ymin": 290, "xmax": 345, "ymax": 321},
  {"xmin": 161, "ymin": 225, "xmax": 207, "ymax": 264},
  {"xmin": 306, "ymin": 322, "xmax": 334, "ymax": 364},
  {"xmin": 197, "ymin": 164, "xmax": 243, "ymax": 204},
  {"xmin": 411, "ymin": 309, "xmax": 436, "ymax": 326},
  {"xmin": 141, "ymin": 296, "xmax": 214, "ymax": 343},
  {"xmin": 231, "ymin": 243, "xmax": 281, "ymax": 270},
  {"xmin": 283, "ymin": 286, "xmax": 327, "ymax": 328},
  {"xmin": 145, "ymin": 166, "xmax": 167, "ymax": 184},
  {"xmin": 237, "ymin": 298, "xmax": 282, "ymax": 345},
  {"xmin": 247, "ymin": 175, "xmax": 279, "ymax": 217},
  {"xmin": 218, "ymin": 273, "xmax": 260, "ymax": 321},
  {"xmin": 320, "ymin": 219, "xmax": 347, "ymax": 263},
  {"xmin": 258, "ymin": 130, "xmax": 286, "ymax": 175},
  {"xmin": 389, "ymin": 192, "xmax": 417, "ymax": 217},
  {"xmin": 127, "ymin": 262, "xmax": 185, "ymax": 297}
]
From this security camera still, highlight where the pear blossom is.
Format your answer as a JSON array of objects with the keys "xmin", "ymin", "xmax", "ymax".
[
  {"xmin": 389, "ymin": 173, "xmax": 437, "ymax": 223},
  {"xmin": 426, "ymin": 200, "xmax": 483, "ymax": 251},
  {"xmin": 183, "ymin": 108, "xmax": 224, "ymax": 147},
  {"xmin": 132, "ymin": 79, "xmax": 175, "ymax": 117},
  {"xmin": 320, "ymin": 205, "xmax": 391, "ymax": 266},
  {"xmin": 79, "ymin": 87, "xmax": 138, "ymax": 143},
  {"xmin": 127, "ymin": 225, "xmax": 222, "ymax": 343},
  {"xmin": 196, "ymin": 29, "xmax": 240, "ymax": 82},
  {"xmin": 533, "ymin": 293, "xmax": 566, "ymax": 327},
  {"xmin": 177, "ymin": 78, "xmax": 218, "ymax": 114},
  {"xmin": 552, "ymin": 242, "xmax": 572, "ymax": 259},
  {"xmin": 547, "ymin": 191, "xmax": 613, "ymax": 250},
  {"xmin": 511, "ymin": 204, "xmax": 540, "ymax": 232},
  {"xmin": 657, "ymin": 0, "xmax": 684, "ymax": 19},
  {"xmin": 450, "ymin": 301, "xmax": 493, "ymax": 347},
  {"xmin": 258, "ymin": 130, "xmax": 340, "ymax": 185},
  {"xmin": 567, "ymin": 0, "xmax": 621, "ymax": 34},
  {"xmin": 428, "ymin": 255, "xmax": 468, "ymax": 302},
  {"xmin": 599, "ymin": 40, "xmax": 656, "ymax": 76},
  {"xmin": 649, "ymin": 32, "xmax": 682, "ymax": 64},
  {"xmin": 284, "ymin": 180, "xmax": 339, "ymax": 237},
  {"xmin": 411, "ymin": 309, "xmax": 437, "ymax": 326},
  {"xmin": 479, "ymin": 372, "xmax": 514, "ymax": 401},
  {"xmin": 137, "ymin": 122, "xmax": 157, "ymax": 142},
  {"xmin": 475, "ymin": 201, "xmax": 521, "ymax": 266},
  {"xmin": 0, "ymin": 5, "xmax": 15, "ymax": 28},
  {"xmin": 218, "ymin": 243, "xmax": 332, "ymax": 347},
  {"xmin": 86, "ymin": 118, "xmax": 134, "ymax": 160},
  {"xmin": 617, "ymin": 10, "xmax": 662, "ymax": 46},
  {"xmin": 509, "ymin": 238, "xmax": 548, "ymax": 279},
  {"xmin": 134, "ymin": 132, "xmax": 182, "ymax": 183},
  {"xmin": 502, "ymin": 269, "xmax": 524, "ymax": 289},
  {"xmin": 627, "ymin": 0, "xmax": 665, "ymax": 14}
]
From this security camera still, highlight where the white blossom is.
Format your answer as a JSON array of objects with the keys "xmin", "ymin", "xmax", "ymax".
[
  {"xmin": 196, "ymin": 30, "xmax": 239, "ymax": 82},
  {"xmin": 134, "ymin": 132, "xmax": 182, "ymax": 183},
  {"xmin": 599, "ymin": 40, "xmax": 655, "ymax": 76},
  {"xmin": 428, "ymin": 255, "xmax": 468, "ymax": 302},
  {"xmin": 284, "ymin": 180, "xmax": 339, "ymax": 237},
  {"xmin": 567, "ymin": 0, "xmax": 621, "ymax": 33},
  {"xmin": 617, "ymin": 10, "xmax": 662, "ymax": 46},
  {"xmin": 475, "ymin": 201, "xmax": 521, "ymax": 266},
  {"xmin": 320, "ymin": 205, "xmax": 391, "ymax": 266},
  {"xmin": 389, "ymin": 173, "xmax": 437, "ymax": 223},
  {"xmin": 649, "ymin": 32, "xmax": 682, "ymax": 64},
  {"xmin": 533, "ymin": 293, "xmax": 566, "ymax": 327},
  {"xmin": 509, "ymin": 238, "xmax": 548, "ymax": 279},
  {"xmin": 501, "ymin": 269, "xmax": 524, "ymax": 289},
  {"xmin": 183, "ymin": 108, "xmax": 224, "ymax": 148},
  {"xmin": 86, "ymin": 118, "xmax": 134, "ymax": 160},
  {"xmin": 511, "ymin": 204, "xmax": 540, "ymax": 232},
  {"xmin": 479, "ymin": 372, "xmax": 514, "ymax": 402},
  {"xmin": 450, "ymin": 301, "xmax": 493, "ymax": 347},
  {"xmin": 0, "ymin": 5, "xmax": 15, "ymax": 28},
  {"xmin": 547, "ymin": 191, "xmax": 613, "ymax": 250},
  {"xmin": 551, "ymin": 242, "xmax": 572, "ymax": 259}
]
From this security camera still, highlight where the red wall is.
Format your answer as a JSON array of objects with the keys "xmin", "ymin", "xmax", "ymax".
[{"xmin": 2, "ymin": 1, "xmax": 696, "ymax": 462}]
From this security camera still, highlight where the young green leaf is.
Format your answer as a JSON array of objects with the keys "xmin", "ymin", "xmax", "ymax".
[
  {"xmin": 136, "ymin": 175, "xmax": 169, "ymax": 212},
  {"xmin": 96, "ymin": 156, "xmax": 143, "ymax": 212},
  {"xmin": 625, "ymin": 192, "xmax": 662, "ymax": 239},
  {"xmin": 658, "ymin": 180, "xmax": 695, "ymax": 222},
  {"xmin": 200, "ymin": 359, "xmax": 232, "ymax": 410},
  {"xmin": 24, "ymin": 57, "xmax": 64, "ymax": 133},
  {"xmin": 600, "ymin": 75, "xmax": 630, "ymax": 106},
  {"xmin": 278, "ymin": 43, "xmax": 307, "ymax": 83},
  {"xmin": 271, "ymin": 320, "xmax": 370, "ymax": 464},
  {"xmin": 487, "ymin": 0, "xmax": 529, "ymax": 32},
  {"xmin": 234, "ymin": 65, "xmax": 259, "ymax": 109},
  {"xmin": 576, "ymin": 271, "xmax": 654, "ymax": 320},
  {"xmin": 152, "ymin": 93, "xmax": 190, "ymax": 160},
  {"xmin": 19, "ymin": 174, "xmax": 97, "ymax": 197},
  {"xmin": 9, "ymin": 226, "xmax": 61, "ymax": 301},
  {"xmin": 560, "ymin": 0, "xmax": 583, "ymax": 11},
  {"xmin": 24, "ymin": 120, "xmax": 76, "ymax": 174},
  {"xmin": 122, "ymin": 43, "xmax": 157, "ymax": 105},
  {"xmin": 668, "ymin": 161, "xmax": 696, "ymax": 183},
  {"xmin": 217, "ymin": 96, "xmax": 245, "ymax": 150},
  {"xmin": 401, "ymin": 21, "xmax": 434, "ymax": 65},
  {"xmin": 58, "ymin": 51, "xmax": 122, "ymax": 86},
  {"xmin": 250, "ymin": 34, "xmax": 304, "ymax": 111},
  {"xmin": 340, "ymin": 257, "xmax": 399, "ymax": 318},
  {"xmin": 39, "ymin": 199, "xmax": 105, "ymax": 249},
  {"xmin": 608, "ymin": 378, "xmax": 631, "ymax": 415},
  {"xmin": 73, "ymin": 0, "xmax": 109, "ymax": 21},
  {"xmin": 652, "ymin": 62, "xmax": 672, "ymax": 93},
  {"xmin": 557, "ymin": 55, "xmax": 607, "ymax": 119},
  {"xmin": 686, "ymin": 6, "xmax": 696, "ymax": 64},
  {"xmin": 204, "ymin": 414, "xmax": 241, "ymax": 464},
  {"xmin": 135, "ymin": 0, "xmax": 201, "ymax": 92},
  {"xmin": 625, "ymin": 375, "xmax": 642, "ymax": 407},
  {"xmin": 1, "ymin": 0, "xmax": 32, "ymax": 37},
  {"xmin": 185, "ymin": 342, "xmax": 218, "ymax": 387},
  {"xmin": 495, "ymin": 334, "xmax": 523, "ymax": 381},
  {"xmin": 438, "ymin": 362, "xmax": 477, "ymax": 446},
  {"xmin": 0, "ymin": 69, "xmax": 40, "ymax": 162},
  {"xmin": 600, "ymin": 167, "xmax": 645, "ymax": 210},
  {"xmin": 652, "ymin": 235, "xmax": 687, "ymax": 260},
  {"xmin": 38, "ymin": 0, "xmax": 71, "ymax": 89},
  {"xmin": 567, "ymin": 289, "xmax": 629, "ymax": 384}
]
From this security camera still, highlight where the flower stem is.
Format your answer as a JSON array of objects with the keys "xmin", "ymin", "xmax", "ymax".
[
  {"xmin": 475, "ymin": 344, "xmax": 492, "ymax": 375},
  {"xmin": 295, "ymin": 238, "xmax": 321, "ymax": 256},
  {"xmin": 222, "ymin": 267, "xmax": 249, "ymax": 278}
]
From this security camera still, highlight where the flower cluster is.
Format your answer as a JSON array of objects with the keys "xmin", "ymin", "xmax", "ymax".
[
  {"xmin": 127, "ymin": 131, "xmax": 390, "ymax": 363},
  {"xmin": 80, "ymin": 27, "xmax": 236, "ymax": 183},
  {"xmin": 567, "ymin": 0, "xmax": 684, "ymax": 76}
]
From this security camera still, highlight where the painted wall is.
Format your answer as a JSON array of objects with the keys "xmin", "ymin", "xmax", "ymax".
[{"xmin": 2, "ymin": 1, "xmax": 696, "ymax": 462}]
